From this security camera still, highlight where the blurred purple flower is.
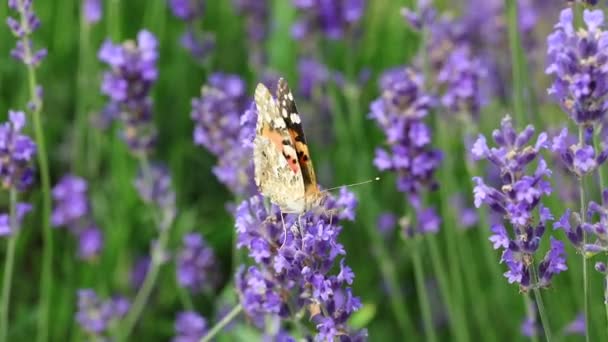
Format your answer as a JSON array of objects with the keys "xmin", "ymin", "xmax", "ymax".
[
  {"xmin": 7, "ymin": 0, "xmax": 47, "ymax": 67},
  {"xmin": 179, "ymin": 29, "xmax": 215, "ymax": 61},
  {"xmin": 172, "ymin": 311, "xmax": 207, "ymax": 342},
  {"xmin": 0, "ymin": 111, "xmax": 36, "ymax": 191},
  {"xmin": 134, "ymin": 163, "xmax": 176, "ymax": 228},
  {"xmin": 370, "ymin": 67, "xmax": 442, "ymax": 235},
  {"xmin": 297, "ymin": 57, "xmax": 331, "ymax": 100},
  {"xmin": 52, "ymin": 174, "xmax": 104, "ymax": 260},
  {"xmin": 292, "ymin": 0, "xmax": 366, "ymax": 40},
  {"xmin": 130, "ymin": 256, "xmax": 150, "ymax": 290},
  {"xmin": 377, "ymin": 212, "xmax": 396, "ymax": 236},
  {"xmin": 191, "ymin": 74, "xmax": 257, "ymax": 197},
  {"xmin": 546, "ymin": 8, "xmax": 608, "ymax": 126},
  {"xmin": 77, "ymin": 226, "xmax": 103, "ymax": 260},
  {"xmin": 176, "ymin": 233, "xmax": 219, "ymax": 293},
  {"xmin": 168, "ymin": 0, "xmax": 204, "ymax": 21},
  {"xmin": 472, "ymin": 116, "xmax": 566, "ymax": 291},
  {"xmin": 83, "ymin": 0, "xmax": 102, "ymax": 24},
  {"xmin": 564, "ymin": 312, "xmax": 586, "ymax": 335},
  {"xmin": 98, "ymin": 30, "xmax": 159, "ymax": 154},
  {"xmin": 0, "ymin": 203, "xmax": 32, "ymax": 237},
  {"xmin": 51, "ymin": 175, "xmax": 89, "ymax": 227},
  {"xmin": 233, "ymin": 0, "xmax": 270, "ymax": 44},
  {"xmin": 75, "ymin": 289, "xmax": 129, "ymax": 336},
  {"xmin": 234, "ymin": 187, "xmax": 364, "ymax": 340}
]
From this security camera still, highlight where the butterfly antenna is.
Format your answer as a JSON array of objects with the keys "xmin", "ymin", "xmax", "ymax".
[{"xmin": 322, "ymin": 177, "xmax": 381, "ymax": 193}]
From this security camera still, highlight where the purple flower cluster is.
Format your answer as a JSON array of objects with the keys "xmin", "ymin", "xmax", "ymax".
[
  {"xmin": 557, "ymin": 190, "xmax": 608, "ymax": 256},
  {"xmin": 75, "ymin": 289, "xmax": 130, "ymax": 336},
  {"xmin": 134, "ymin": 163, "xmax": 177, "ymax": 228},
  {"xmin": 550, "ymin": 127, "xmax": 607, "ymax": 177},
  {"xmin": 190, "ymin": 73, "xmax": 257, "ymax": 197},
  {"xmin": 472, "ymin": 116, "xmax": 567, "ymax": 290},
  {"xmin": 7, "ymin": 0, "xmax": 48, "ymax": 67},
  {"xmin": 291, "ymin": 0, "xmax": 366, "ymax": 41},
  {"xmin": 546, "ymin": 8, "xmax": 608, "ymax": 126},
  {"xmin": 168, "ymin": 0, "xmax": 214, "ymax": 61},
  {"xmin": 98, "ymin": 30, "xmax": 159, "ymax": 154},
  {"xmin": 370, "ymin": 67, "xmax": 442, "ymax": 235},
  {"xmin": 234, "ymin": 188, "xmax": 366, "ymax": 341},
  {"xmin": 233, "ymin": 0, "xmax": 269, "ymax": 44},
  {"xmin": 0, "ymin": 111, "xmax": 36, "ymax": 191},
  {"xmin": 176, "ymin": 233, "xmax": 219, "ymax": 293},
  {"xmin": 52, "ymin": 175, "xmax": 103, "ymax": 259},
  {"xmin": 172, "ymin": 311, "xmax": 208, "ymax": 342},
  {"xmin": 402, "ymin": 2, "xmax": 487, "ymax": 118}
]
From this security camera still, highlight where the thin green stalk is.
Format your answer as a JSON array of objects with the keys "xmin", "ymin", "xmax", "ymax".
[
  {"xmin": 524, "ymin": 295, "xmax": 540, "ymax": 342},
  {"xmin": 13, "ymin": 2, "xmax": 53, "ymax": 341},
  {"xmin": 425, "ymin": 237, "xmax": 468, "ymax": 342},
  {"xmin": 506, "ymin": 0, "xmax": 526, "ymax": 128},
  {"xmin": 117, "ymin": 156, "xmax": 174, "ymax": 341},
  {"xmin": 199, "ymin": 304, "xmax": 242, "ymax": 342},
  {"xmin": 579, "ymin": 126, "xmax": 590, "ymax": 342},
  {"xmin": 531, "ymin": 267, "xmax": 553, "ymax": 341},
  {"xmin": 411, "ymin": 240, "xmax": 438, "ymax": 342},
  {"xmin": 0, "ymin": 190, "xmax": 18, "ymax": 342},
  {"xmin": 593, "ymin": 126, "xmax": 608, "ymax": 338},
  {"xmin": 339, "ymin": 82, "xmax": 415, "ymax": 336},
  {"xmin": 436, "ymin": 119, "xmax": 469, "ymax": 337}
]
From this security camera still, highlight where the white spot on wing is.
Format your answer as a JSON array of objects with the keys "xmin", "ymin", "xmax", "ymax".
[
  {"xmin": 287, "ymin": 92, "xmax": 293, "ymax": 101},
  {"xmin": 282, "ymin": 108, "xmax": 288, "ymax": 117},
  {"xmin": 290, "ymin": 113, "xmax": 301, "ymax": 124}
]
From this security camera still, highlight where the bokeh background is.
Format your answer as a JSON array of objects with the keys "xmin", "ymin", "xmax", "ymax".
[{"xmin": 0, "ymin": 0, "xmax": 605, "ymax": 341}]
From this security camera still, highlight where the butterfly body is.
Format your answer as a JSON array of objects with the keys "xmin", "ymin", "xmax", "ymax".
[{"xmin": 253, "ymin": 78, "xmax": 324, "ymax": 213}]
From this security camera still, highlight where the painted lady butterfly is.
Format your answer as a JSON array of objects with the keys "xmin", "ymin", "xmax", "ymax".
[{"xmin": 253, "ymin": 78, "xmax": 325, "ymax": 214}]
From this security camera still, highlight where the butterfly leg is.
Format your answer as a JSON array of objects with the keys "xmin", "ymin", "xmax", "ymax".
[
  {"xmin": 297, "ymin": 213, "xmax": 305, "ymax": 250},
  {"xmin": 279, "ymin": 211, "xmax": 288, "ymax": 250}
]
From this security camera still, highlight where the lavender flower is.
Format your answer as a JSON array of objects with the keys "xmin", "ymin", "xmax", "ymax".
[
  {"xmin": 234, "ymin": 188, "xmax": 364, "ymax": 340},
  {"xmin": 172, "ymin": 311, "xmax": 207, "ymax": 342},
  {"xmin": 292, "ymin": 0, "xmax": 366, "ymax": 41},
  {"xmin": 472, "ymin": 116, "xmax": 567, "ymax": 291},
  {"xmin": 7, "ymin": 0, "xmax": 47, "ymax": 67},
  {"xmin": 437, "ymin": 46, "xmax": 487, "ymax": 118},
  {"xmin": 176, "ymin": 233, "xmax": 219, "ymax": 293},
  {"xmin": 0, "ymin": 203, "xmax": 32, "ymax": 236},
  {"xmin": 190, "ymin": 74, "xmax": 257, "ymax": 197},
  {"xmin": 52, "ymin": 175, "xmax": 103, "ymax": 260},
  {"xmin": 168, "ymin": 0, "xmax": 215, "ymax": 61},
  {"xmin": 98, "ymin": 30, "xmax": 159, "ymax": 154},
  {"xmin": 51, "ymin": 175, "xmax": 89, "ymax": 227},
  {"xmin": 130, "ymin": 256, "xmax": 150, "ymax": 290},
  {"xmin": 0, "ymin": 111, "xmax": 36, "ymax": 191},
  {"xmin": 134, "ymin": 163, "xmax": 176, "ymax": 228},
  {"xmin": 75, "ymin": 289, "xmax": 129, "ymax": 336},
  {"xmin": 168, "ymin": 0, "xmax": 204, "ymax": 21},
  {"xmin": 370, "ymin": 67, "xmax": 442, "ymax": 235},
  {"xmin": 233, "ymin": 0, "xmax": 268, "ymax": 42},
  {"xmin": 83, "ymin": 0, "xmax": 102, "ymax": 24},
  {"xmin": 546, "ymin": 8, "xmax": 608, "ymax": 126},
  {"xmin": 564, "ymin": 312, "xmax": 586, "ymax": 335}
]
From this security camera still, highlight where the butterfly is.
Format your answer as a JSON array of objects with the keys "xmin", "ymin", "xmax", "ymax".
[{"xmin": 253, "ymin": 78, "xmax": 325, "ymax": 214}]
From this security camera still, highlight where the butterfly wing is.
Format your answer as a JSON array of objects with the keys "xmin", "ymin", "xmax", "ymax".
[
  {"xmin": 276, "ymin": 78, "xmax": 319, "ymax": 200},
  {"xmin": 253, "ymin": 82, "xmax": 306, "ymax": 213}
]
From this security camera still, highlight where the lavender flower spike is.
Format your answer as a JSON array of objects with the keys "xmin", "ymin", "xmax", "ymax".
[
  {"xmin": 0, "ymin": 111, "xmax": 37, "ymax": 191},
  {"xmin": 472, "ymin": 115, "xmax": 567, "ymax": 291},
  {"xmin": 546, "ymin": 8, "xmax": 608, "ymax": 127},
  {"xmin": 176, "ymin": 233, "xmax": 220, "ymax": 293}
]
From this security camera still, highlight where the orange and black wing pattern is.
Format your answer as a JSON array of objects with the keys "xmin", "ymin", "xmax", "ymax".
[{"xmin": 276, "ymin": 78, "xmax": 318, "ymax": 194}]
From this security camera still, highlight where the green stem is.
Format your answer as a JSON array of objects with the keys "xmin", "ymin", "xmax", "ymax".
[
  {"xmin": 505, "ymin": 0, "xmax": 526, "ymax": 128},
  {"xmin": 117, "ymin": 157, "xmax": 173, "ymax": 341},
  {"xmin": 0, "ymin": 190, "xmax": 18, "ymax": 342},
  {"xmin": 199, "ymin": 304, "xmax": 242, "ymax": 342},
  {"xmin": 531, "ymin": 267, "xmax": 552, "ymax": 341},
  {"xmin": 425, "ymin": 237, "xmax": 468, "ymax": 342},
  {"xmin": 524, "ymin": 295, "xmax": 540, "ymax": 342},
  {"xmin": 411, "ymin": 240, "xmax": 438, "ymax": 342},
  {"xmin": 13, "ymin": 2, "xmax": 53, "ymax": 341},
  {"xmin": 578, "ymin": 126, "xmax": 590, "ymax": 342}
]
